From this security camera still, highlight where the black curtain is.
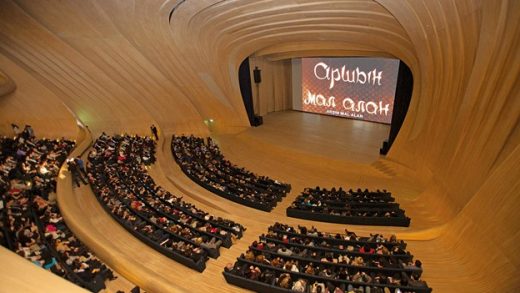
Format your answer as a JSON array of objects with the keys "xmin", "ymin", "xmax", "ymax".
[
  {"xmin": 238, "ymin": 58, "xmax": 255, "ymax": 126},
  {"xmin": 381, "ymin": 61, "xmax": 414, "ymax": 154}
]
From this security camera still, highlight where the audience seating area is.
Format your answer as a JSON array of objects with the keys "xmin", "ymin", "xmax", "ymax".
[
  {"xmin": 1, "ymin": 132, "xmax": 425, "ymax": 291},
  {"xmin": 171, "ymin": 135, "xmax": 291, "ymax": 211},
  {"xmin": 0, "ymin": 133, "xmax": 116, "ymax": 292},
  {"xmin": 87, "ymin": 134, "xmax": 246, "ymax": 272},
  {"xmin": 224, "ymin": 223, "xmax": 430, "ymax": 293},
  {"xmin": 287, "ymin": 188, "xmax": 411, "ymax": 227}
]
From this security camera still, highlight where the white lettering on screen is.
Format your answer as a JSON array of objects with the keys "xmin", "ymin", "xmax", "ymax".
[
  {"xmin": 305, "ymin": 90, "xmax": 390, "ymax": 116},
  {"xmin": 313, "ymin": 62, "xmax": 383, "ymax": 89}
]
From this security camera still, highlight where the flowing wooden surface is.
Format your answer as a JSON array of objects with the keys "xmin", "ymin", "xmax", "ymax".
[
  {"xmin": 0, "ymin": 246, "xmax": 88, "ymax": 293},
  {"xmin": 0, "ymin": 0, "xmax": 518, "ymax": 292},
  {"xmin": 0, "ymin": 69, "xmax": 16, "ymax": 97}
]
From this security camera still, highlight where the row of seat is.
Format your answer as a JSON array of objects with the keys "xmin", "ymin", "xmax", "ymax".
[
  {"xmin": 87, "ymin": 134, "xmax": 245, "ymax": 272},
  {"xmin": 224, "ymin": 223, "xmax": 430, "ymax": 293},
  {"xmin": 0, "ymin": 136, "xmax": 116, "ymax": 292},
  {"xmin": 171, "ymin": 135, "xmax": 291, "ymax": 211},
  {"xmin": 287, "ymin": 188, "xmax": 411, "ymax": 227}
]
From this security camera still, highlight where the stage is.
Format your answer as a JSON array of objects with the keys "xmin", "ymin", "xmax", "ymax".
[{"xmin": 227, "ymin": 111, "xmax": 391, "ymax": 164}]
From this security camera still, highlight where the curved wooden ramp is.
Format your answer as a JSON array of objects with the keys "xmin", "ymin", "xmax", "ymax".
[{"xmin": 0, "ymin": 246, "xmax": 87, "ymax": 293}]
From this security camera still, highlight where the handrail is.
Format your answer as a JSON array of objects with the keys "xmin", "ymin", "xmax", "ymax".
[{"xmin": 286, "ymin": 208, "xmax": 411, "ymax": 227}]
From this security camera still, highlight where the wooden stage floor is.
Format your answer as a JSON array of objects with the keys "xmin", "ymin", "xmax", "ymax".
[{"xmin": 230, "ymin": 111, "xmax": 391, "ymax": 164}]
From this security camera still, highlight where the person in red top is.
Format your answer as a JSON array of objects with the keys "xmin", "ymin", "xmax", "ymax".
[
  {"xmin": 117, "ymin": 153, "xmax": 126, "ymax": 164},
  {"xmin": 360, "ymin": 245, "xmax": 375, "ymax": 254}
]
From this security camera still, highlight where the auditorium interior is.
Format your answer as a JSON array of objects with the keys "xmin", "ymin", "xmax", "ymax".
[{"xmin": 0, "ymin": 0, "xmax": 519, "ymax": 292}]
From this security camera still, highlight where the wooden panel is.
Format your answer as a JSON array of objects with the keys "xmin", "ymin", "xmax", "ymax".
[
  {"xmin": 0, "ymin": 244, "xmax": 87, "ymax": 292},
  {"xmin": 0, "ymin": 69, "xmax": 16, "ymax": 97},
  {"xmin": 0, "ymin": 54, "xmax": 78, "ymax": 138},
  {"xmin": 249, "ymin": 56, "xmax": 292, "ymax": 116}
]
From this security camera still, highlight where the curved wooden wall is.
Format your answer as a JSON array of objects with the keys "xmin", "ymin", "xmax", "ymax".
[
  {"xmin": 0, "ymin": 0, "xmax": 518, "ymax": 291},
  {"xmin": 0, "ymin": 246, "xmax": 87, "ymax": 292},
  {"xmin": 0, "ymin": 69, "xmax": 16, "ymax": 97}
]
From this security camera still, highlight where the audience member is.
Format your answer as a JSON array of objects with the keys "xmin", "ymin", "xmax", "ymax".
[{"xmin": 150, "ymin": 125, "xmax": 159, "ymax": 141}]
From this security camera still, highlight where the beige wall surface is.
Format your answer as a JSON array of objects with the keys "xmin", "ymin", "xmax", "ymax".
[
  {"xmin": 249, "ymin": 56, "xmax": 292, "ymax": 116},
  {"xmin": 0, "ymin": 0, "xmax": 518, "ymax": 291}
]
